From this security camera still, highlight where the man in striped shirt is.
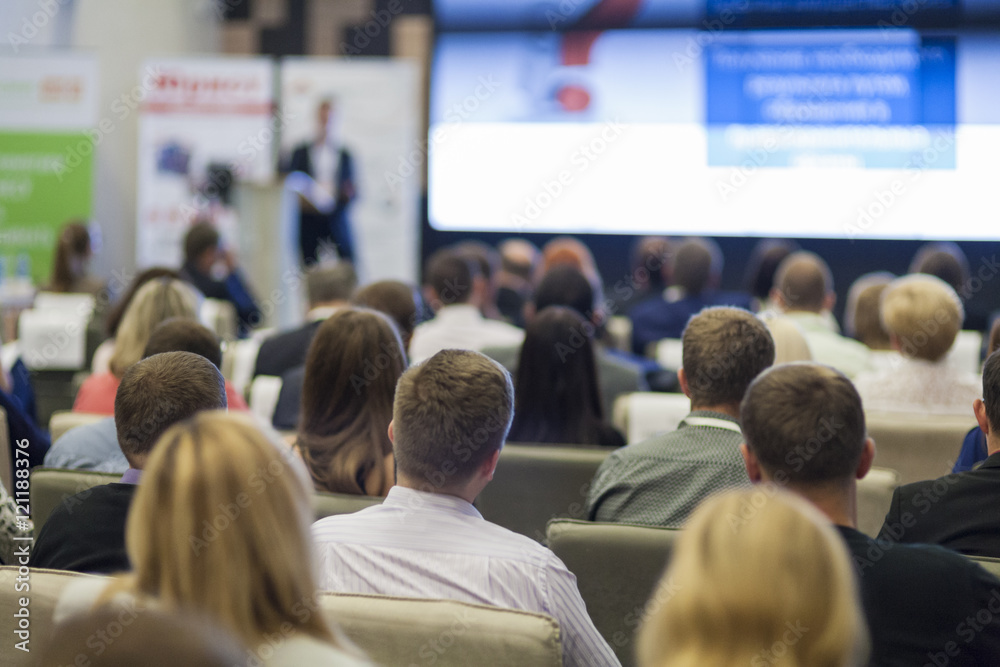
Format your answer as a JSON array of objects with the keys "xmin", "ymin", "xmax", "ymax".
[{"xmin": 312, "ymin": 349, "xmax": 620, "ymax": 667}]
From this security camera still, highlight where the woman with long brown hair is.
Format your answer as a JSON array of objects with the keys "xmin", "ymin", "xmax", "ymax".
[{"xmin": 294, "ymin": 307, "xmax": 407, "ymax": 496}]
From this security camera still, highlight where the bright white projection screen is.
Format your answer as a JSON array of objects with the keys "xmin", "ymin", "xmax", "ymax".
[{"xmin": 428, "ymin": 2, "xmax": 1000, "ymax": 241}]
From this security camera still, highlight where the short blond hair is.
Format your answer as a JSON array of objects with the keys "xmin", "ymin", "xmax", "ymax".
[
  {"xmin": 392, "ymin": 349, "xmax": 513, "ymax": 492},
  {"xmin": 881, "ymin": 274, "xmax": 963, "ymax": 362},
  {"xmin": 638, "ymin": 490, "xmax": 868, "ymax": 667},
  {"xmin": 116, "ymin": 412, "xmax": 344, "ymax": 651},
  {"xmin": 109, "ymin": 278, "xmax": 199, "ymax": 377}
]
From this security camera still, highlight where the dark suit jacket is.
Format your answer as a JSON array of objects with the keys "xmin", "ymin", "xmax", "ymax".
[
  {"xmin": 272, "ymin": 365, "xmax": 305, "ymax": 431},
  {"xmin": 878, "ymin": 452, "xmax": 1000, "ymax": 557},
  {"xmin": 29, "ymin": 483, "xmax": 135, "ymax": 574},
  {"xmin": 253, "ymin": 320, "xmax": 323, "ymax": 379},
  {"xmin": 838, "ymin": 525, "xmax": 1000, "ymax": 666},
  {"xmin": 630, "ymin": 290, "xmax": 755, "ymax": 355}
]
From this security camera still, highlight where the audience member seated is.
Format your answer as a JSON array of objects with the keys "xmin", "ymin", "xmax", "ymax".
[
  {"xmin": 844, "ymin": 272, "xmax": 894, "ymax": 352},
  {"xmin": 454, "ymin": 239, "xmax": 503, "ymax": 321},
  {"xmin": 586, "ymin": 307, "xmax": 774, "ymax": 527},
  {"xmin": 854, "ymin": 274, "xmax": 979, "ymax": 414},
  {"xmin": 742, "ymin": 238, "xmax": 798, "ymax": 312},
  {"xmin": 618, "ymin": 236, "xmax": 672, "ymax": 314},
  {"xmin": 742, "ymin": 363, "xmax": 1000, "ymax": 664},
  {"xmin": 73, "ymin": 278, "xmax": 199, "ymax": 414},
  {"xmin": 280, "ymin": 309, "xmax": 405, "ymax": 496},
  {"xmin": 0, "ymin": 373, "xmax": 50, "ymax": 468},
  {"xmin": 47, "ymin": 318, "xmax": 245, "ymax": 472},
  {"xmin": 910, "ymin": 241, "xmax": 987, "ymax": 332},
  {"xmin": 351, "ymin": 279, "xmax": 420, "ymax": 350},
  {"xmin": 311, "ymin": 349, "xmax": 619, "ymax": 667},
  {"xmin": 45, "ymin": 606, "xmax": 249, "ymax": 667},
  {"xmin": 179, "ymin": 220, "xmax": 261, "ymax": 337},
  {"xmin": 45, "ymin": 220, "xmax": 106, "ymax": 298},
  {"xmin": 879, "ymin": 348, "xmax": 1000, "ymax": 557},
  {"xmin": 408, "ymin": 248, "xmax": 524, "ymax": 363},
  {"xmin": 55, "ymin": 412, "xmax": 370, "ymax": 666},
  {"xmin": 495, "ymin": 238, "xmax": 538, "ymax": 326},
  {"xmin": 254, "ymin": 261, "xmax": 357, "ymax": 378},
  {"xmin": 484, "ymin": 265, "xmax": 649, "ymax": 418},
  {"xmin": 771, "ymin": 251, "xmax": 871, "ymax": 377},
  {"xmin": 637, "ymin": 490, "xmax": 868, "ymax": 667},
  {"xmin": 507, "ymin": 306, "xmax": 625, "ymax": 448},
  {"xmin": 630, "ymin": 237, "xmax": 754, "ymax": 355},
  {"xmin": 91, "ymin": 267, "xmax": 181, "ymax": 373},
  {"xmin": 537, "ymin": 236, "xmax": 602, "ymax": 287},
  {"xmin": 954, "ymin": 319, "xmax": 1000, "ymax": 472},
  {"xmin": 760, "ymin": 314, "xmax": 812, "ymax": 364},
  {"xmin": 31, "ymin": 351, "xmax": 227, "ymax": 573}
]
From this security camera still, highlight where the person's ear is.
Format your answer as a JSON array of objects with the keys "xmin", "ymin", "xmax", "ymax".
[
  {"xmin": 482, "ymin": 448, "xmax": 501, "ymax": 481},
  {"xmin": 975, "ymin": 399, "xmax": 991, "ymax": 437},
  {"xmin": 856, "ymin": 437, "xmax": 875, "ymax": 480},
  {"xmin": 741, "ymin": 443, "xmax": 762, "ymax": 483},
  {"xmin": 677, "ymin": 368, "xmax": 690, "ymax": 398},
  {"xmin": 387, "ymin": 420, "xmax": 395, "ymax": 444}
]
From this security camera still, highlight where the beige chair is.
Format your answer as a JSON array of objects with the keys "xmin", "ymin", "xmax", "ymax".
[
  {"xmin": 476, "ymin": 444, "xmax": 611, "ymax": 542},
  {"xmin": 30, "ymin": 467, "xmax": 120, "ymax": 537},
  {"xmin": 968, "ymin": 556, "xmax": 1000, "ymax": 580},
  {"xmin": 200, "ymin": 298, "xmax": 238, "ymax": 341},
  {"xmin": 866, "ymin": 411, "xmax": 975, "ymax": 485},
  {"xmin": 546, "ymin": 519, "xmax": 681, "ymax": 667},
  {"xmin": 0, "ymin": 567, "xmax": 563, "ymax": 667},
  {"xmin": 606, "ymin": 315, "xmax": 633, "ymax": 353},
  {"xmin": 653, "ymin": 338, "xmax": 683, "ymax": 370},
  {"xmin": 0, "ymin": 406, "xmax": 11, "ymax": 494},
  {"xmin": 857, "ymin": 466, "xmax": 900, "ymax": 537},
  {"xmin": 248, "ymin": 374, "xmax": 283, "ymax": 424},
  {"xmin": 48, "ymin": 410, "xmax": 106, "ymax": 443},
  {"xmin": 612, "ymin": 392, "xmax": 689, "ymax": 444},
  {"xmin": 947, "ymin": 330, "xmax": 983, "ymax": 374},
  {"xmin": 313, "ymin": 492, "xmax": 382, "ymax": 521}
]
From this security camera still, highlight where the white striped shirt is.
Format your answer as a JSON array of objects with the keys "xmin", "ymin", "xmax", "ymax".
[{"xmin": 312, "ymin": 486, "xmax": 620, "ymax": 667}]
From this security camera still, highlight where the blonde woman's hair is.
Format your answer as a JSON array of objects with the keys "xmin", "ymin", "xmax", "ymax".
[
  {"xmin": 115, "ymin": 412, "xmax": 339, "ymax": 649},
  {"xmin": 638, "ymin": 489, "xmax": 868, "ymax": 667},
  {"xmin": 881, "ymin": 273, "xmax": 963, "ymax": 362},
  {"xmin": 109, "ymin": 278, "xmax": 199, "ymax": 376}
]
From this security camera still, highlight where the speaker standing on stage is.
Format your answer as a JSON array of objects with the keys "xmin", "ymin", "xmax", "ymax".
[{"xmin": 284, "ymin": 99, "xmax": 357, "ymax": 265}]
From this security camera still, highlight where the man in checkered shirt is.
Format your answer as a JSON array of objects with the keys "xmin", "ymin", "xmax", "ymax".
[{"xmin": 586, "ymin": 307, "xmax": 775, "ymax": 527}]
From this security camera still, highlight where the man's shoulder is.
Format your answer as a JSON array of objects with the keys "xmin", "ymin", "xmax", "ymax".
[
  {"xmin": 45, "ymin": 417, "xmax": 119, "ymax": 468},
  {"xmin": 47, "ymin": 483, "xmax": 136, "ymax": 521}
]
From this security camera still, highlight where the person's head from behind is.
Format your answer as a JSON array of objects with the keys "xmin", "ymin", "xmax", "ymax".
[
  {"xmin": 630, "ymin": 236, "xmax": 672, "ymax": 291},
  {"xmin": 740, "ymin": 363, "xmax": 874, "ymax": 498},
  {"xmin": 844, "ymin": 273, "xmax": 893, "ymax": 350},
  {"xmin": 114, "ymin": 351, "xmax": 227, "ymax": 469},
  {"xmin": 637, "ymin": 489, "xmax": 867, "ymax": 667},
  {"xmin": 531, "ymin": 265, "xmax": 596, "ymax": 323},
  {"xmin": 105, "ymin": 267, "xmax": 181, "ymax": 338},
  {"xmin": 50, "ymin": 221, "xmax": 92, "ymax": 292},
  {"xmin": 298, "ymin": 308, "xmax": 406, "ymax": 495},
  {"xmin": 454, "ymin": 240, "xmax": 500, "ymax": 289},
  {"xmin": 680, "ymin": 307, "xmax": 775, "ymax": 412},
  {"xmin": 183, "ymin": 220, "xmax": 221, "ymax": 273},
  {"xmin": 510, "ymin": 306, "xmax": 604, "ymax": 445},
  {"xmin": 124, "ymin": 412, "xmax": 339, "ymax": 648},
  {"xmin": 143, "ymin": 318, "xmax": 222, "ymax": 369},
  {"xmin": 45, "ymin": 606, "xmax": 247, "ymax": 667},
  {"xmin": 744, "ymin": 239, "xmax": 799, "ymax": 302},
  {"xmin": 773, "ymin": 251, "xmax": 835, "ymax": 314},
  {"xmin": 973, "ymin": 350, "xmax": 1000, "ymax": 449},
  {"xmin": 306, "ymin": 261, "xmax": 357, "ymax": 309},
  {"xmin": 498, "ymin": 238, "xmax": 538, "ymax": 285},
  {"xmin": 392, "ymin": 349, "xmax": 513, "ymax": 499},
  {"xmin": 109, "ymin": 278, "xmax": 200, "ymax": 377},
  {"xmin": 910, "ymin": 241, "xmax": 969, "ymax": 294},
  {"xmin": 881, "ymin": 274, "xmax": 963, "ymax": 362},
  {"xmin": 352, "ymin": 280, "xmax": 419, "ymax": 350},
  {"xmin": 670, "ymin": 238, "xmax": 722, "ymax": 297},
  {"xmin": 423, "ymin": 247, "xmax": 480, "ymax": 311}
]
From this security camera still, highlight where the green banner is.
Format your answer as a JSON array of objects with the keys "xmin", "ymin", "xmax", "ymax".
[{"xmin": 0, "ymin": 131, "xmax": 94, "ymax": 286}]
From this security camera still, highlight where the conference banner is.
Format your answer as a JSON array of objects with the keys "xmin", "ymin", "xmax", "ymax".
[
  {"xmin": 135, "ymin": 57, "xmax": 276, "ymax": 268},
  {"xmin": 0, "ymin": 53, "xmax": 98, "ymax": 285}
]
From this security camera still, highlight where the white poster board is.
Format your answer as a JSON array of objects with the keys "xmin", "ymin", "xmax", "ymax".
[
  {"xmin": 280, "ymin": 58, "xmax": 420, "ymax": 283},
  {"xmin": 135, "ymin": 57, "xmax": 276, "ymax": 268}
]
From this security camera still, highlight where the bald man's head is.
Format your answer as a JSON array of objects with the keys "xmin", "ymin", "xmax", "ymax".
[{"xmin": 774, "ymin": 252, "xmax": 833, "ymax": 313}]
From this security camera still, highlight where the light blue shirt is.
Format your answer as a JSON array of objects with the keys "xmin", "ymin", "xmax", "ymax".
[{"xmin": 42, "ymin": 417, "xmax": 129, "ymax": 473}]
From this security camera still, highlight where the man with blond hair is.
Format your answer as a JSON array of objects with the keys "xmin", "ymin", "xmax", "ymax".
[
  {"xmin": 586, "ymin": 307, "xmax": 774, "ymax": 527},
  {"xmin": 312, "ymin": 349, "xmax": 619, "ymax": 667},
  {"xmin": 854, "ymin": 273, "xmax": 978, "ymax": 414},
  {"xmin": 741, "ymin": 362, "xmax": 1000, "ymax": 665}
]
